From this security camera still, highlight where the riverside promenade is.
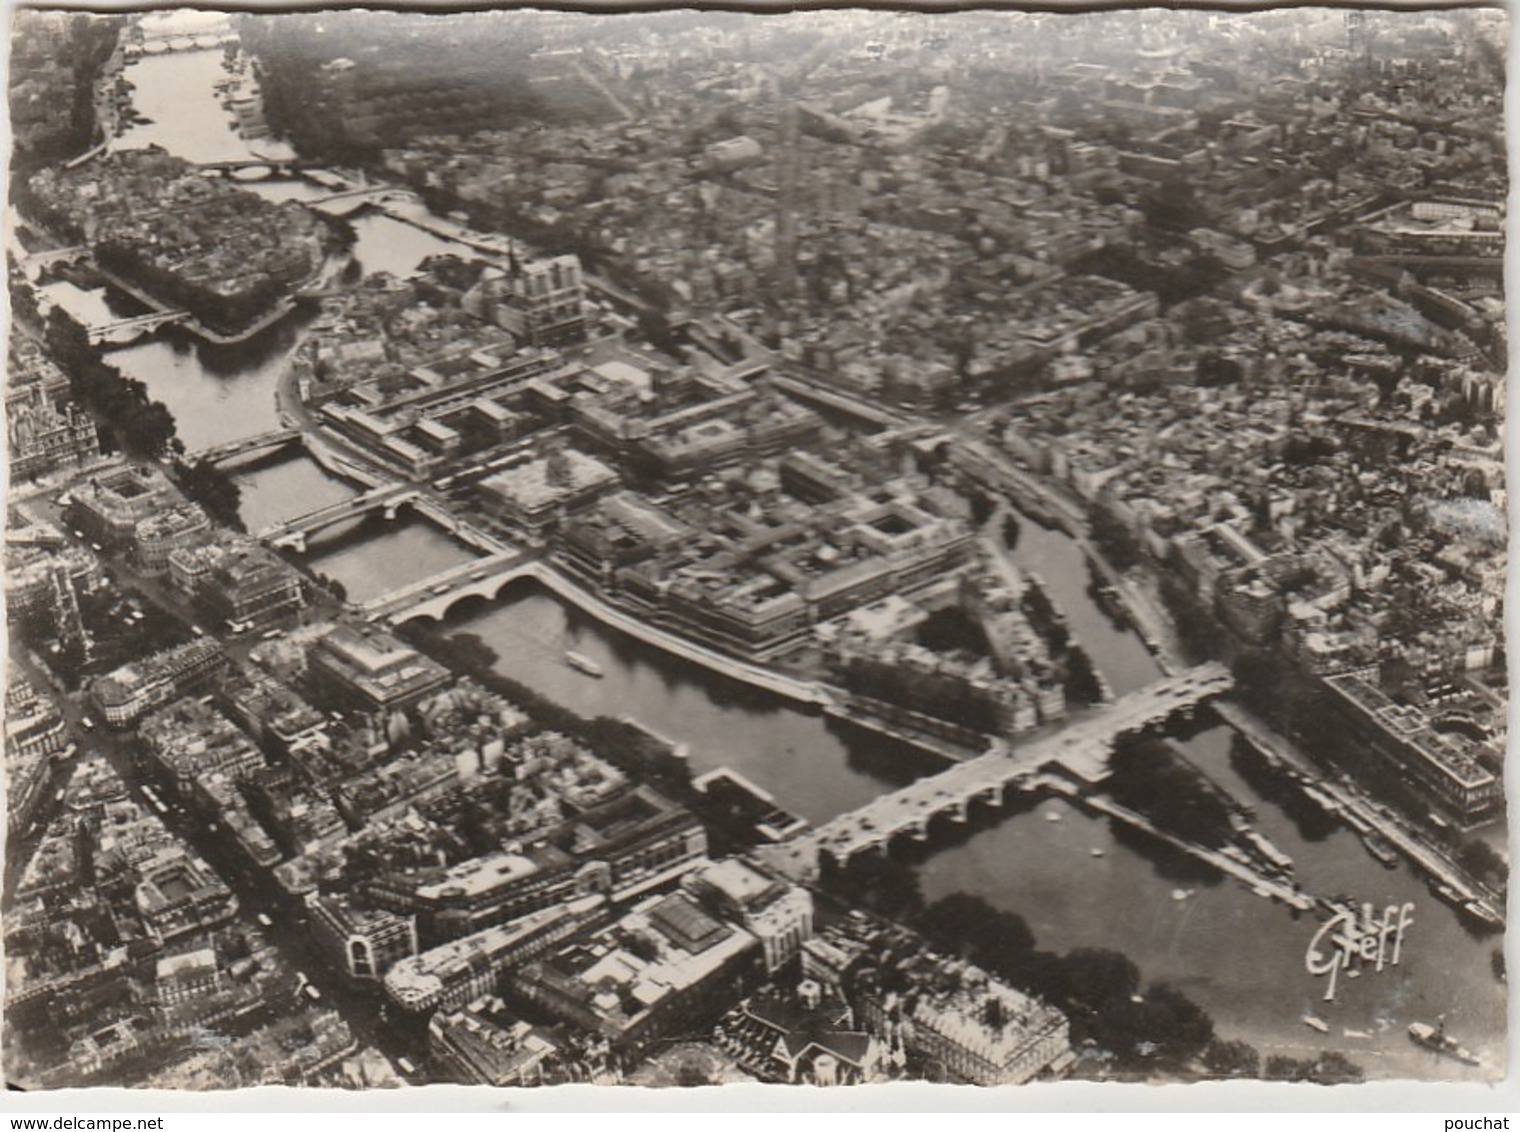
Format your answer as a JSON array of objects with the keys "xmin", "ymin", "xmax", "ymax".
[
  {"xmin": 371, "ymin": 556, "xmax": 837, "ymax": 710},
  {"xmin": 1217, "ymin": 700, "xmax": 1503, "ymax": 925}
]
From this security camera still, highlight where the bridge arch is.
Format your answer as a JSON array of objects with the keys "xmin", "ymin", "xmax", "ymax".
[
  {"xmin": 432, "ymin": 589, "xmax": 495, "ymax": 624},
  {"xmin": 491, "ymin": 573, "xmax": 538, "ymax": 604},
  {"xmin": 383, "ymin": 565, "xmax": 535, "ymax": 624},
  {"xmin": 381, "ymin": 496, "xmax": 425, "ymax": 522},
  {"xmin": 392, "ymin": 605, "xmax": 440, "ymax": 625}
]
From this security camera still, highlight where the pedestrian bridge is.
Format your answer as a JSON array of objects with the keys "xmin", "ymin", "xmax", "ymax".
[{"xmin": 756, "ymin": 662, "xmax": 1234, "ymax": 883}]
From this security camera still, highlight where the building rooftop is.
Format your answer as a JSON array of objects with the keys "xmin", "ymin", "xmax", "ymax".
[
  {"xmin": 384, "ymin": 896, "xmax": 604, "ymax": 1011},
  {"xmin": 478, "ymin": 448, "xmax": 619, "ymax": 513}
]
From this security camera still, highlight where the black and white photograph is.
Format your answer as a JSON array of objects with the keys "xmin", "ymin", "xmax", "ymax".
[{"xmin": 1, "ymin": 0, "xmax": 1509, "ymax": 1097}]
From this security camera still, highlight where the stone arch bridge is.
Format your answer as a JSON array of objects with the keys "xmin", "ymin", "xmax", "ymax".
[{"xmin": 756, "ymin": 662, "xmax": 1234, "ymax": 884}]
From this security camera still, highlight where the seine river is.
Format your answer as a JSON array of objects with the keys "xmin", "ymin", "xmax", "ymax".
[{"xmin": 72, "ymin": 38, "xmax": 1503, "ymax": 1081}]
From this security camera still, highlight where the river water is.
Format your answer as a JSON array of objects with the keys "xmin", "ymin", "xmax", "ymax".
[
  {"xmin": 451, "ymin": 545, "xmax": 1503, "ymax": 1078},
  {"xmin": 912, "ymin": 520, "xmax": 1503, "ymax": 1077},
  {"xmin": 84, "ymin": 36, "xmax": 1504, "ymax": 1082},
  {"xmin": 303, "ymin": 516, "xmax": 482, "ymax": 605},
  {"xmin": 64, "ymin": 41, "xmax": 486, "ymax": 588}
]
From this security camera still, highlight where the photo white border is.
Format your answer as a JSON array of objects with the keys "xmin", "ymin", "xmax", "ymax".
[{"xmin": 0, "ymin": 0, "xmax": 1513, "ymax": 1114}]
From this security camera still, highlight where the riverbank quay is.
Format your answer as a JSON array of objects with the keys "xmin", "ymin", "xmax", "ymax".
[
  {"xmin": 942, "ymin": 426, "xmax": 1505, "ymax": 930},
  {"xmin": 1218, "ymin": 700, "xmax": 1503, "ymax": 926},
  {"xmin": 448, "ymin": 560, "xmax": 837, "ymax": 709},
  {"xmin": 1047, "ymin": 780, "xmax": 1317, "ymax": 914}
]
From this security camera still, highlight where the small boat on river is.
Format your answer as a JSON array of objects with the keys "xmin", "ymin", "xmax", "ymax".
[{"xmin": 1408, "ymin": 1020, "xmax": 1479, "ymax": 1066}]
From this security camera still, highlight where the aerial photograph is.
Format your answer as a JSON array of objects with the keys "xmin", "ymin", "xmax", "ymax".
[{"xmin": 1, "ymin": 2, "xmax": 1507, "ymax": 1094}]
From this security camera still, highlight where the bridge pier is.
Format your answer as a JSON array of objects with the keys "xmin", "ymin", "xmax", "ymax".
[
  {"xmin": 826, "ymin": 841, "xmax": 878, "ymax": 873},
  {"xmin": 775, "ymin": 665, "xmax": 1234, "ymax": 886},
  {"xmin": 273, "ymin": 532, "xmax": 308, "ymax": 554}
]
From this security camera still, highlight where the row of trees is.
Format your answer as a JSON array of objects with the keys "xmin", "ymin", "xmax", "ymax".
[
  {"xmin": 1456, "ymin": 837, "xmax": 1507, "ymax": 890},
  {"xmin": 1107, "ymin": 735, "xmax": 1237, "ymax": 850},
  {"xmin": 174, "ymin": 458, "xmax": 246, "ymax": 533},
  {"xmin": 829, "ymin": 864, "xmax": 1369, "ymax": 1083},
  {"xmin": 43, "ymin": 307, "xmax": 182, "ymax": 460},
  {"xmin": 8, "ymin": 14, "xmax": 123, "ymax": 173},
  {"xmin": 1088, "ymin": 500, "xmax": 1145, "ymax": 573},
  {"xmin": 26, "ymin": 280, "xmax": 251, "ymax": 533},
  {"xmin": 1017, "ymin": 576, "xmax": 1104, "ymax": 708}
]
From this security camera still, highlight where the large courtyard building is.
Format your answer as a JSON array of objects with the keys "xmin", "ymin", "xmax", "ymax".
[
  {"xmin": 383, "ymin": 896, "xmax": 608, "ymax": 1016},
  {"xmin": 66, "ymin": 463, "xmax": 178, "ymax": 549},
  {"xmin": 473, "ymin": 446, "xmax": 620, "ymax": 533},
  {"xmin": 509, "ymin": 889, "xmax": 761, "ymax": 1052},
  {"xmin": 307, "ymin": 623, "xmax": 453, "ymax": 714},
  {"xmin": 1324, "ymin": 671, "xmax": 1501, "ymax": 824}
]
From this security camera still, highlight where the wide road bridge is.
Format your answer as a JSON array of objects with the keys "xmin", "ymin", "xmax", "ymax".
[
  {"xmin": 1353, "ymin": 253, "xmax": 1503, "ymax": 277},
  {"xmin": 187, "ymin": 427, "xmax": 301, "ymax": 467},
  {"xmin": 22, "ymin": 246, "xmax": 89, "ymax": 276},
  {"xmin": 361, "ymin": 545, "xmax": 539, "ymax": 622},
  {"xmin": 257, "ymin": 482, "xmax": 423, "ymax": 552},
  {"xmin": 195, "ymin": 159, "xmax": 305, "ymax": 180},
  {"xmin": 756, "ymin": 662, "xmax": 1234, "ymax": 883},
  {"xmin": 87, "ymin": 309, "xmax": 191, "ymax": 344},
  {"xmin": 309, "ymin": 186, "xmax": 422, "ymax": 215},
  {"xmin": 772, "ymin": 373, "xmax": 907, "ymax": 430}
]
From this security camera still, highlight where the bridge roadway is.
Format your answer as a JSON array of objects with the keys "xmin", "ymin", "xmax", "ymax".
[
  {"xmin": 1354, "ymin": 253, "xmax": 1503, "ymax": 275},
  {"xmin": 22, "ymin": 246, "xmax": 89, "ymax": 275},
  {"xmin": 88, "ymin": 309, "xmax": 192, "ymax": 343},
  {"xmin": 756, "ymin": 662, "xmax": 1233, "ymax": 883},
  {"xmin": 309, "ymin": 186, "xmax": 420, "ymax": 214},
  {"xmin": 771, "ymin": 373, "xmax": 908, "ymax": 430},
  {"xmin": 360, "ymin": 546, "xmax": 538, "ymax": 621},
  {"xmin": 195, "ymin": 159, "xmax": 304, "ymax": 177},
  {"xmin": 257, "ymin": 482, "xmax": 422, "ymax": 550},
  {"xmin": 187, "ymin": 427, "xmax": 301, "ymax": 466}
]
